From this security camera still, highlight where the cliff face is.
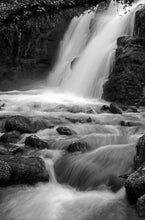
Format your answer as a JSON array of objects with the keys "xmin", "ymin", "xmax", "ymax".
[
  {"xmin": 0, "ymin": 12, "xmax": 73, "ymax": 90},
  {"xmin": 0, "ymin": 0, "xmax": 100, "ymax": 91},
  {"xmin": 103, "ymin": 6, "xmax": 145, "ymax": 106}
]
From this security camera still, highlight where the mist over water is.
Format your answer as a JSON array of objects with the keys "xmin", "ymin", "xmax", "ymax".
[{"xmin": 0, "ymin": 1, "xmax": 145, "ymax": 220}]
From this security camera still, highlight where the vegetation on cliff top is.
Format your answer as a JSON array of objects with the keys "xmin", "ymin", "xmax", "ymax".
[
  {"xmin": 0, "ymin": 0, "xmax": 134, "ymax": 25},
  {"xmin": 0, "ymin": 0, "xmax": 101, "ymax": 25}
]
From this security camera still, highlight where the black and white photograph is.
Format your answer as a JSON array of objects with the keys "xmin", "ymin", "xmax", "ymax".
[{"xmin": 0, "ymin": 0, "xmax": 144, "ymax": 219}]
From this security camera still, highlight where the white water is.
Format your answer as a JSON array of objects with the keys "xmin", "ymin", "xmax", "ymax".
[
  {"xmin": 1, "ymin": 1, "xmax": 145, "ymax": 220},
  {"xmin": 48, "ymin": 0, "xmax": 144, "ymax": 98}
]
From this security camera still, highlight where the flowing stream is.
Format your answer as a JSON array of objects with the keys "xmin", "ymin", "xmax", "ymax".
[{"xmin": 0, "ymin": 1, "xmax": 145, "ymax": 220}]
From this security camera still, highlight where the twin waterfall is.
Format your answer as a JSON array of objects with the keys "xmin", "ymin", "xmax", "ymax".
[{"xmin": 48, "ymin": 0, "xmax": 142, "ymax": 98}]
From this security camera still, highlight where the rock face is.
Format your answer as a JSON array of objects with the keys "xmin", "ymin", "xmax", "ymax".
[
  {"xmin": 66, "ymin": 141, "xmax": 89, "ymax": 153},
  {"xmin": 135, "ymin": 134, "xmax": 145, "ymax": 169},
  {"xmin": 56, "ymin": 127, "xmax": 77, "ymax": 136},
  {"xmin": 0, "ymin": 156, "xmax": 49, "ymax": 186},
  {"xmin": 125, "ymin": 164, "xmax": 145, "ymax": 202},
  {"xmin": 25, "ymin": 135, "xmax": 50, "ymax": 149},
  {"xmin": 137, "ymin": 194, "xmax": 145, "ymax": 217},
  {"xmin": 125, "ymin": 134, "xmax": 145, "ymax": 217},
  {"xmin": 0, "ymin": 131, "xmax": 21, "ymax": 143},
  {"xmin": 134, "ymin": 6, "xmax": 145, "ymax": 38},
  {"xmin": 4, "ymin": 116, "xmax": 34, "ymax": 133},
  {"xmin": 0, "ymin": 11, "xmax": 73, "ymax": 90},
  {"xmin": 103, "ymin": 6, "xmax": 145, "ymax": 106},
  {"xmin": 103, "ymin": 36, "xmax": 145, "ymax": 105},
  {"xmin": 100, "ymin": 103, "xmax": 122, "ymax": 114}
]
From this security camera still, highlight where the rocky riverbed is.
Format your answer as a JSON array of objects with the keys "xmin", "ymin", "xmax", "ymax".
[{"xmin": 0, "ymin": 90, "xmax": 144, "ymax": 219}]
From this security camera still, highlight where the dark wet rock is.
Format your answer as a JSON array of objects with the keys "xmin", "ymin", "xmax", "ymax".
[
  {"xmin": 125, "ymin": 164, "xmax": 145, "ymax": 202},
  {"xmin": 109, "ymin": 104, "xmax": 122, "ymax": 114},
  {"xmin": 6, "ymin": 143, "xmax": 26, "ymax": 155},
  {"xmin": 56, "ymin": 127, "xmax": 77, "ymax": 136},
  {"xmin": 25, "ymin": 135, "xmax": 50, "ymax": 150},
  {"xmin": 0, "ymin": 130, "xmax": 21, "ymax": 143},
  {"xmin": 5, "ymin": 116, "xmax": 34, "ymax": 133},
  {"xmin": 0, "ymin": 156, "xmax": 49, "ymax": 186},
  {"xmin": 119, "ymin": 121, "xmax": 142, "ymax": 127},
  {"xmin": 100, "ymin": 105, "xmax": 110, "ymax": 112},
  {"xmin": 86, "ymin": 117, "xmax": 92, "ymax": 123},
  {"xmin": 100, "ymin": 104, "xmax": 122, "ymax": 114},
  {"xmin": 134, "ymin": 6, "xmax": 145, "ymax": 38},
  {"xmin": 137, "ymin": 194, "xmax": 145, "ymax": 217},
  {"xmin": 0, "ymin": 159, "xmax": 11, "ymax": 185},
  {"xmin": 102, "ymin": 36, "xmax": 145, "ymax": 106},
  {"xmin": 65, "ymin": 117, "xmax": 92, "ymax": 124},
  {"xmin": 66, "ymin": 141, "xmax": 89, "ymax": 153},
  {"xmin": 135, "ymin": 134, "xmax": 145, "ymax": 169}
]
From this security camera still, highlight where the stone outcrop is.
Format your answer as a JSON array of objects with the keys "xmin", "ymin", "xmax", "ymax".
[
  {"xmin": 125, "ymin": 164, "xmax": 145, "ymax": 202},
  {"xmin": 66, "ymin": 141, "xmax": 90, "ymax": 153},
  {"xmin": 103, "ymin": 6, "xmax": 145, "ymax": 106},
  {"xmin": 4, "ymin": 116, "xmax": 35, "ymax": 133},
  {"xmin": 4, "ymin": 116, "xmax": 53, "ymax": 134},
  {"xmin": 103, "ymin": 36, "xmax": 145, "ymax": 106},
  {"xmin": 0, "ymin": 131, "xmax": 21, "ymax": 143},
  {"xmin": 0, "ymin": 156, "xmax": 49, "ymax": 186},
  {"xmin": 25, "ymin": 135, "xmax": 50, "ymax": 149},
  {"xmin": 125, "ymin": 134, "xmax": 145, "ymax": 217},
  {"xmin": 135, "ymin": 134, "xmax": 145, "ymax": 169},
  {"xmin": 137, "ymin": 194, "xmax": 145, "ymax": 217},
  {"xmin": 100, "ymin": 103, "xmax": 122, "ymax": 114},
  {"xmin": 56, "ymin": 126, "xmax": 77, "ymax": 136}
]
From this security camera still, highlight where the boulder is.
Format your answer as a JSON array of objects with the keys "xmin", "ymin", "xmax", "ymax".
[
  {"xmin": 100, "ymin": 105, "xmax": 110, "ymax": 112},
  {"xmin": 100, "ymin": 104, "xmax": 122, "ymax": 114},
  {"xmin": 66, "ymin": 141, "xmax": 89, "ymax": 153},
  {"xmin": 25, "ymin": 135, "xmax": 50, "ymax": 150},
  {"xmin": 137, "ymin": 194, "xmax": 145, "ymax": 217},
  {"xmin": 65, "ymin": 117, "xmax": 92, "ymax": 124},
  {"xmin": 125, "ymin": 164, "xmax": 145, "ymax": 202},
  {"xmin": 135, "ymin": 134, "xmax": 145, "ymax": 169},
  {"xmin": 0, "ymin": 156, "xmax": 49, "ymax": 186},
  {"xmin": 0, "ymin": 130, "xmax": 21, "ymax": 143},
  {"xmin": 119, "ymin": 121, "xmax": 142, "ymax": 127},
  {"xmin": 5, "ymin": 116, "xmax": 34, "ymax": 133},
  {"xmin": 109, "ymin": 104, "xmax": 122, "ymax": 114},
  {"xmin": 56, "ymin": 127, "xmax": 77, "ymax": 136},
  {"xmin": 7, "ymin": 143, "xmax": 26, "ymax": 155}
]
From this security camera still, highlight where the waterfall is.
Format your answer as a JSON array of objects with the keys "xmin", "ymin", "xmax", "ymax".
[
  {"xmin": 48, "ymin": 11, "xmax": 96, "ymax": 87},
  {"xmin": 48, "ymin": 0, "xmax": 143, "ymax": 98}
]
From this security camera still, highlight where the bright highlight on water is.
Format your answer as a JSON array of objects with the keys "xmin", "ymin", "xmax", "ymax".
[{"xmin": 0, "ymin": 1, "xmax": 145, "ymax": 220}]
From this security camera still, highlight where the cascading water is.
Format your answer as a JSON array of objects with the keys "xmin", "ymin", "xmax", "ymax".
[
  {"xmin": 1, "ymin": 1, "xmax": 145, "ymax": 220},
  {"xmin": 48, "ymin": 11, "xmax": 96, "ymax": 87},
  {"xmin": 48, "ymin": 0, "xmax": 143, "ymax": 98}
]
